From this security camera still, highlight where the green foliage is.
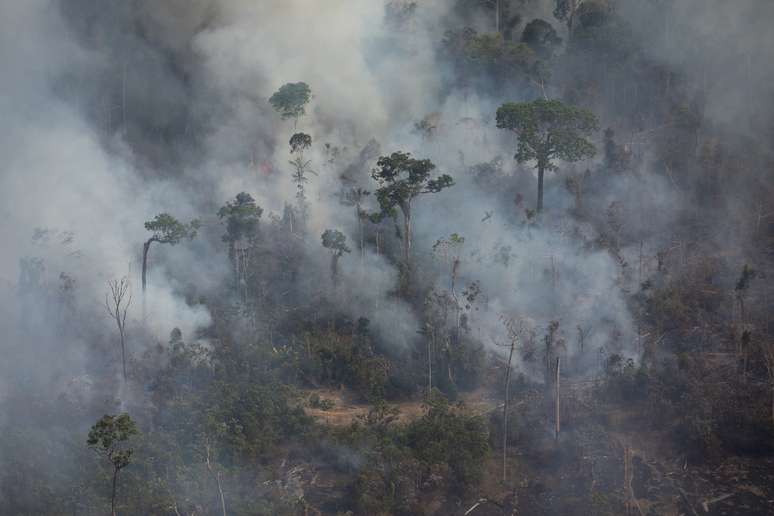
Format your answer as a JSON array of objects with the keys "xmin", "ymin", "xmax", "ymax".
[
  {"xmin": 496, "ymin": 99, "xmax": 599, "ymax": 169},
  {"xmin": 209, "ymin": 379, "xmax": 311, "ymax": 462},
  {"xmin": 217, "ymin": 192, "xmax": 263, "ymax": 245},
  {"xmin": 269, "ymin": 82, "xmax": 312, "ymax": 121},
  {"xmin": 404, "ymin": 393, "xmax": 489, "ymax": 489},
  {"xmin": 308, "ymin": 393, "xmax": 335, "ymax": 410},
  {"xmin": 144, "ymin": 213, "xmax": 200, "ymax": 244},
  {"xmin": 521, "ymin": 19, "xmax": 562, "ymax": 59},
  {"xmin": 370, "ymin": 151, "xmax": 454, "ymax": 221},
  {"xmin": 600, "ymin": 354, "xmax": 649, "ymax": 403},
  {"xmin": 87, "ymin": 413, "xmax": 139, "ymax": 471},
  {"xmin": 321, "ymin": 229, "xmax": 351, "ymax": 257},
  {"xmin": 289, "ymin": 132, "xmax": 312, "ymax": 154},
  {"xmin": 445, "ymin": 28, "xmax": 537, "ymax": 75},
  {"xmin": 288, "ymin": 330, "xmax": 389, "ymax": 402}
]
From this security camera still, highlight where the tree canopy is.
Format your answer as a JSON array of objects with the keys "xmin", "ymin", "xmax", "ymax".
[
  {"xmin": 269, "ymin": 82, "xmax": 312, "ymax": 123},
  {"xmin": 217, "ymin": 192, "xmax": 263, "ymax": 245},
  {"xmin": 496, "ymin": 99, "xmax": 598, "ymax": 211},
  {"xmin": 144, "ymin": 213, "xmax": 200, "ymax": 245}
]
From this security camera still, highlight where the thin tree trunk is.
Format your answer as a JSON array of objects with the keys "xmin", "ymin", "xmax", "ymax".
[
  {"xmin": 503, "ymin": 341, "xmax": 515, "ymax": 483},
  {"xmin": 111, "ymin": 468, "xmax": 118, "ymax": 516},
  {"xmin": 141, "ymin": 239, "xmax": 152, "ymax": 292},
  {"xmin": 331, "ymin": 254, "xmax": 339, "ymax": 285},
  {"xmin": 402, "ymin": 206, "xmax": 412, "ymax": 267},
  {"xmin": 428, "ymin": 330, "xmax": 433, "ymax": 397},
  {"xmin": 120, "ymin": 331, "xmax": 127, "ymax": 382},
  {"xmin": 357, "ymin": 206, "xmax": 364, "ymax": 271},
  {"xmin": 555, "ymin": 356, "xmax": 561, "ymax": 441},
  {"xmin": 206, "ymin": 444, "xmax": 227, "ymax": 516},
  {"xmin": 537, "ymin": 164, "xmax": 545, "ymax": 212}
]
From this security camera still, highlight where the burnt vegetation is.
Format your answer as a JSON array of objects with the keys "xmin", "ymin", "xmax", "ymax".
[{"xmin": 2, "ymin": 1, "xmax": 774, "ymax": 515}]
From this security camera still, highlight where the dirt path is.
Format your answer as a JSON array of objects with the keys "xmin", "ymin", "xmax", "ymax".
[{"xmin": 302, "ymin": 387, "xmax": 501, "ymax": 427}]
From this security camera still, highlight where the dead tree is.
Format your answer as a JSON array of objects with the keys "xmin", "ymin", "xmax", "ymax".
[
  {"xmin": 194, "ymin": 436, "xmax": 227, "ymax": 516},
  {"xmin": 555, "ymin": 356, "xmax": 561, "ymax": 441},
  {"xmin": 500, "ymin": 316, "xmax": 527, "ymax": 483},
  {"xmin": 105, "ymin": 277, "xmax": 132, "ymax": 381},
  {"xmin": 761, "ymin": 340, "xmax": 774, "ymax": 428}
]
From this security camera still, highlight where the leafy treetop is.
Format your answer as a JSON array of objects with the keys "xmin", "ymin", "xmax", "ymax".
[
  {"xmin": 321, "ymin": 229, "xmax": 351, "ymax": 257},
  {"xmin": 289, "ymin": 132, "xmax": 313, "ymax": 154},
  {"xmin": 496, "ymin": 99, "xmax": 598, "ymax": 170},
  {"xmin": 217, "ymin": 192, "xmax": 263, "ymax": 244},
  {"xmin": 370, "ymin": 152, "xmax": 454, "ymax": 221},
  {"xmin": 144, "ymin": 213, "xmax": 200, "ymax": 244},
  {"xmin": 87, "ymin": 413, "xmax": 139, "ymax": 470},
  {"xmin": 269, "ymin": 82, "xmax": 312, "ymax": 121}
]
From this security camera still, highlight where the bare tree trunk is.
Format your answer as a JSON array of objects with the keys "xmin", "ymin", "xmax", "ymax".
[
  {"xmin": 537, "ymin": 164, "xmax": 545, "ymax": 213},
  {"xmin": 206, "ymin": 444, "xmax": 227, "ymax": 516},
  {"xmin": 428, "ymin": 329, "xmax": 434, "ymax": 397},
  {"xmin": 111, "ymin": 468, "xmax": 118, "ymax": 516},
  {"xmin": 106, "ymin": 278, "xmax": 131, "ymax": 382},
  {"xmin": 331, "ymin": 254, "xmax": 339, "ymax": 285},
  {"xmin": 141, "ymin": 239, "xmax": 152, "ymax": 292},
  {"xmin": 503, "ymin": 340, "xmax": 515, "ymax": 483},
  {"xmin": 357, "ymin": 206, "xmax": 364, "ymax": 272},
  {"xmin": 119, "ymin": 331, "xmax": 127, "ymax": 382},
  {"xmin": 401, "ymin": 205, "xmax": 412, "ymax": 267},
  {"xmin": 555, "ymin": 356, "xmax": 561, "ymax": 441}
]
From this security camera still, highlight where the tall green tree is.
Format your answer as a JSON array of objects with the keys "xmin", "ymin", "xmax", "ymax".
[
  {"xmin": 370, "ymin": 152, "xmax": 454, "ymax": 267},
  {"xmin": 142, "ymin": 213, "xmax": 200, "ymax": 292},
  {"xmin": 218, "ymin": 192, "xmax": 263, "ymax": 259},
  {"xmin": 269, "ymin": 82, "xmax": 311, "ymax": 128},
  {"xmin": 218, "ymin": 193, "xmax": 263, "ymax": 291},
  {"xmin": 321, "ymin": 229, "xmax": 351, "ymax": 284},
  {"xmin": 87, "ymin": 414, "xmax": 138, "ymax": 516},
  {"xmin": 496, "ymin": 99, "xmax": 598, "ymax": 212}
]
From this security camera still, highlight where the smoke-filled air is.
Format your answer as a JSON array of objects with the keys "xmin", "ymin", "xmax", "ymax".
[{"xmin": 2, "ymin": 0, "xmax": 774, "ymax": 514}]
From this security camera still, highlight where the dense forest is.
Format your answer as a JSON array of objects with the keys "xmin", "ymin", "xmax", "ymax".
[{"xmin": 2, "ymin": 1, "xmax": 774, "ymax": 514}]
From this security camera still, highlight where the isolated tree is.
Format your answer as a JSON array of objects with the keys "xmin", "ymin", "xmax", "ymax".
[
  {"xmin": 370, "ymin": 152, "xmax": 454, "ymax": 267},
  {"xmin": 87, "ymin": 413, "xmax": 138, "ymax": 516},
  {"xmin": 142, "ymin": 213, "xmax": 199, "ymax": 292},
  {"xmin": 105, "ymin": 277, "xmax": 132, "ymax": 381},
  {"xmin": 269, "ymin": 82, "xmax": 311, "ymax": 128},
  {"xmin": 496, "ymin": 99, "xmax": 598, "ymax": 212},
  {"xmin": 321, "ymin": 229, "xmax": 351, "ymax": 284}
]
